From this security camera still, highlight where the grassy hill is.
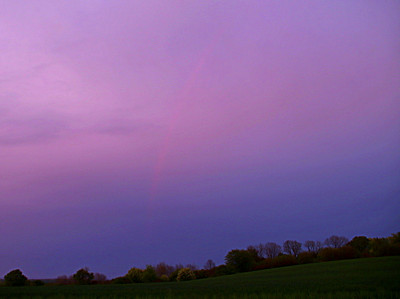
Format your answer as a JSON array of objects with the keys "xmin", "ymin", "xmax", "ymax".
[{"xmin": 1, "ymin": 256, "xmax": 399, "ymax": 298}]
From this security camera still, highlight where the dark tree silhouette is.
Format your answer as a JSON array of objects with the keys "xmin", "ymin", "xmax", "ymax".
[
  {"xmin": 72, "ymin": 268, "xmax": 94, "ymax": 285},
  {"xmin": 283, "ymin": 240, "xmax": 302, "ymax": 257},
  {"xmin": 324, "ymin": 235, "xmax": 349, "ymax": 248},
  {"xmin": 4, "ymin": 269, "xmax": 27, "ymax": 286},
  {"xmin": 265, "ymin": 242, "xmax": 282, "ymax": 258},
  {"xmin": 204, "ymin": 259, "xmax": 216, "ymax": 270},
  {"xmin": 348, "ymin": 236, "xmax": 370, "ymax": 253},
  {"xmin": 225, "ymin": 249, "xmax": 256, "ymax": 272},
  {"xmin": 155, "ymin": 262, "xmax": 175, "ymax": 277}
]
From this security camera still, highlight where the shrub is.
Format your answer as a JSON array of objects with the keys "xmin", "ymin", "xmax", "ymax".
[
  {"xmin": 369, "ymin": 237, "xmax": 400, "ymax": 257},
  {"xmin": 252, "ymin": 258, "xmax": 273, "ymax": 271},
  {"xmin": 126, "ymin": 267, "xmax": 143, "ymax": 283},
  {"xmin": 111, "ymin": 276, "xmax": 131, "ymax": 284},
  {"xmin": 168, "ymin": 268, "xmax": 181, "ymax": 281},
  {"xmin": 212, "ymin": 265, "xmax": 234, "ymax": 276},
  {"xmin": 176, "ymin": 268, "xmax": 196, "ymax": 281},
  {"xmin": 142, "ymin": 265, "xmax": 157, "ymax": 283},
  {"xmin": 194, "ymin": 269, "xmax": 210, "ymax": 279},
  {"xmin": 271, "ymin": 255, "xmax": 298, "ymax": 268},
  {"xmin": 4, "ymin": 269, "xmax": 28, "ymax": 286},
  {"xmin": 30, "ymin": 280, "xmax": 45, "ymax": 286},
  {"xmin": 318, "ymin": 246, "xmax": 357, "ymax": 261},
  {"xmin": 297, "ymin": 252, "xmax": 316, "ymax": 264},
  {"xmin": 56, "ymin": 275, "xmax": 73, "ymax": 285}
]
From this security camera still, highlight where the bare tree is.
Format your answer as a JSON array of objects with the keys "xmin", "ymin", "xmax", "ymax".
[
  {"xmin": 204, "ymin": 259, "xmax": 216, "ymax": 270},
  {"xmin": 155, "ymin": 262, "xmax": 175, "ymax": 276},
  {"xmin": 254, "ymin": 243, "xmax": 266, "ymax": 258},
  {"xmin": 265, "ymin": 242, "xmax": 282, "ymax": 258},
  {"xmin": 315, "ymin": 241, "xmax": 324, "ymax": 252},
  {"xmin": 304, "ymin": 240, "xmax": 316, "ymax": 252},
  {"xmin": 324, "ymin": 235, "xmax": 349, "ymax": 248},
  {"xmin": 185, "ymin": 264, "xmax": 198, "ymax": 271},
  {"xmin": 283, "ymin": 240, "xmax": 302, "ymax": 257}
]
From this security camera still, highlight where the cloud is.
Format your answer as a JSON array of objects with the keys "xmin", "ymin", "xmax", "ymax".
[{"xmin": 0, "ymin": 116, "xmax": 69, "ymax": 146}]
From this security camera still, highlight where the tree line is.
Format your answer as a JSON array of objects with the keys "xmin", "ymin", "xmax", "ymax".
[{"xmin": 2, "ymin": 232, "xmax": 399, "ymax": 286}]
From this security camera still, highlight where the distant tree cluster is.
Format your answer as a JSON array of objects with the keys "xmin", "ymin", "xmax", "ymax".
[
  {"xmin": 3, "ymin": 232, "xmax": 399, "ymax": 286},
  {"xmin": 223, "ymin": 233, "xmax": 400, "ymax": 275}
]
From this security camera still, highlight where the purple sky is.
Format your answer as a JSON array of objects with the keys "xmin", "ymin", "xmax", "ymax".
[{"xmin": 1, "ymin": 1, "xmax": 399, "ymax": 279}]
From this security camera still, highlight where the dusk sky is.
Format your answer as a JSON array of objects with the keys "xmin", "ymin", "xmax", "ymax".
[{"xmin": 1, "ymin": 1, "xmax": 399, "ymax": 279}]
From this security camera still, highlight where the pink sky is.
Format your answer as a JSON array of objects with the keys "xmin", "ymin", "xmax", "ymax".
[{"xmin": 1, "ymin": 1, "xmax": 399, "ymax": 278}]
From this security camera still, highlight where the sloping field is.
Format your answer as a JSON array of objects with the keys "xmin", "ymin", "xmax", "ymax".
[{"xmin": 1, "ymin": 256, "xmax": 399, "ymax": 298}]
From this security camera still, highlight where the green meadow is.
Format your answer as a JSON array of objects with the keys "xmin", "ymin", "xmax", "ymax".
[{"xmin": 1, "ymin": 256, "xmax": 399, "ymax": 299}]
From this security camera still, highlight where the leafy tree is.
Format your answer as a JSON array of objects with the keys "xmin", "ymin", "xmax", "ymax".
[
  {"xmin": 142, "ymin": 265, "xmax": 157, "ymax": 282},
  {"xmin": 176, "ymin": 268, "xmax": 196, "ymax": 281},
  {"xmin": 73, "ymin": 268, "xmax": 94, "ymax": 285},
  {"xmin": 388, "ymin": 232, "xmax": 400, "ymax": 245},
  {"xmin": 369, "ymin": 237, "xmax": 400, "ymax": 257},
  {"xmin": 126, "ymin": 267, "xmax": 143, "ymax": 283},
  {"xmin": 265, "ymin": 242, "xmax": 282, "ymax": 258},
  {"xmin": 168, "ymin": 268, "xmax": 180, "ymax": 281},
  {"xmin": 225, "ymin": 249, "xmax": 256, "ymax": 272},
  {"xmin": 348, "ymin": 236, "xmax": 370, "ymax": 254},
  {"xmin": 246, "ymin": 246, "xmax": 263, "ymax": 262},
  {"xmin": 4, "ymin": 269, "xmax": 27, "ymax": 286},
  {"xmin": 283, "ymin": 240, "xmax": 302, "ymax": 257},
  {"xmin": 324, "ymin": 235, "xmax": 349, "ymax": 248}
]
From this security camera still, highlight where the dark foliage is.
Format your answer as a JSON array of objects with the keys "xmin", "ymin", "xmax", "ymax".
[
  {"xmin": 252, "ymin": 258, "xmax": 273, "ymax": 271},
  {"xmin": 93, "ymin": 273, "xmax": 107, "ymax": 284},
  {"xmin": 72, "ymin": 268, "xmax": 94, "ymax": 285},
  {"xmin": 225, "ymin": 249, "xmax": 257, "ymax": 273},
  {"xmin": 318, "ymin": 246, "xmax": 357, "ymax": 261},
  {"xmin": 110, "ymin": 276, "xmax": 131, "ymax": 284},
  {"xmin": 348, "ymin": 236, "xmax": 370, "ymax": 255},
  {"xmin": 324, "ymin": 235, "xmax": 349, "ymax": 248},
  {"xmin": 4, "ymin": 269, "xmax": 28, "ymax": 286},
  {"xmin": 194, "ymin": 269, "xmax": 210, "ymax": 279},
  {"xmin": 297, "ymin": 251, "xmax": 316, "ymax": 264},
  {"xmin": 142, "ymin": 265, "xmax": 157, "ymax": 283},
  {"xmin": 283, "ymin": 240, "xmax": 302, "ymax": 257},
  {"xmin": 30, "ymin": 280, "xmax": 45, "ymax": 286},
  {"xmin": 213, "ymin": 265, "xmax": 235, "ymax": 276},
  {"xmin": 271, "ymin": 254, "xmax": 298, "ymax": 267}
]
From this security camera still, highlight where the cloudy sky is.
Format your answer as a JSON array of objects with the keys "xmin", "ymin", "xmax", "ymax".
[{"xmin": 1, "ymin": 0, "xmax": 399, "ymax": 278}]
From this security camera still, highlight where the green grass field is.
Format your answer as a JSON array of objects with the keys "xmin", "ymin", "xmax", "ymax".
[{"xmin": 1, "ymin": 257, "xmax": 399, "ymax": 298}]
